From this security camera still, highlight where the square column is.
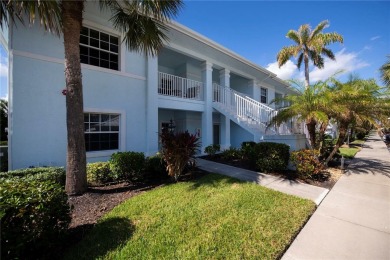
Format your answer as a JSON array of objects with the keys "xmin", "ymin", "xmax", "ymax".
[
  {"xmin": 146, "ymin": 56, "xmax": 159, "ymax": 155},
  {"xmin": 219, "ymin": 69, "xmax": 230, "ymax": 88},
  {"xmin": 250, "ymin": 79, "xmax": 259, "ymax": 100},
  {"xmin": 201, "ymin": 61, "xmax": 213, "ymax": 152}
]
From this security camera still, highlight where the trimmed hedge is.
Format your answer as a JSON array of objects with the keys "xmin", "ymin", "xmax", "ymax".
[
  {"xmin": 110, "ymin": 152, "xmax": 145, "ymax": 182},
  {"xmin": 87, "ymin": 162, "xmax": 115, "ymax": 185},
  {"xmin": 145, "ymin": 156, "xmax": 169, "ymax": 180},
  {"xmin": 0, "ymin": 167, "xmax": 66, "ymax": 185},
  {"xmin": 245, "ymin": 142, "xmax": 290, "ymax": 173},
  {"xmin": 204, "ymin": 144, "xmax": 220, "ymax": 156},
  {"xmin": 291, "ymin": 149, "xmax": 324, "ymax": 179},
  {"xmin": 0, "ymin": 177, "xmax": 70, "ymax": 259}
]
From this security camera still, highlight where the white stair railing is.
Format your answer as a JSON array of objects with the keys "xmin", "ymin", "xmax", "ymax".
[{"xmin": 213, "ymin": 83, "xmax": 293, "ymax": 134}]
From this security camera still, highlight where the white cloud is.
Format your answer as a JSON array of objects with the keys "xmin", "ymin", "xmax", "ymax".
[
  {"xmin": 266, "ymin": 60, "xmax": 297, "ymax": 80},
  {"xmin": 370, "ymin": 35, "xmax": 381, "ymax": 41},
  {"xmin": 309, "ymin": 49, "xmax": 369, "ymax": 82}
]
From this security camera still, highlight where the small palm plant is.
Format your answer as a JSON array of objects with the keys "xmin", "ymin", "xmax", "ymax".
[{"xmin": 160, "ymin": 130, "xmax": 200, "ymax": 181}]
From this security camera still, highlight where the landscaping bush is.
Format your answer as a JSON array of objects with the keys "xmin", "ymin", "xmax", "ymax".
[
  {"xmin": 0, "ymin": 167, "xmax": 66, "ymax": 185},
  {"xmin": 145, "ymin": 155, "xmax": 169, "ymax": 180},
  {"xmin": 160, "ymin": 131, "xmax": 200, "ymax": 181},
  {"xmin": 253, "ymin": 142, "xmax": 290, "ymax": 172},
  {"xmin": 220, "ymin": 147, "xmax": 242, "ymax": 161},
  {"xmin": 241, "ymin": 141, "xmax": 257, "ymax": 161},
  {"xmin": 87, "ymin": 162, "xmax": 115, "ymax": 185},
  {"xmin": 110, "ymin": 152, "xmax": 145, "ymax": 183},
  {"xmin": 204, "ymin": 144, "xmax": 220, "ymax": 156},
  {"xmin": 0, "ymin": 178, "xmax": 71, "ymax": 259},
  {"xmin": 291, "ymin": 149, "xmax": 324, "ymax": 179}
]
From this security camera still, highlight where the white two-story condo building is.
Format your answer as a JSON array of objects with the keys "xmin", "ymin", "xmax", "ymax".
[{"xmin": 2, "ymin": 3, "xmax": 305, "ymax": 170}]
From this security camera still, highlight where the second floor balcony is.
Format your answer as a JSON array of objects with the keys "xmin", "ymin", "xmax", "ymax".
[{"xmin": 158, "ymin": 72, "xmax": 204, "ymax": 101}]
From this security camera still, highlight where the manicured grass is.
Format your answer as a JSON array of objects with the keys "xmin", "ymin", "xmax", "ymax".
[
  {"xmin": 350, "ymin": 139, "xmax": 365, "ymax": 145},
  {"xmin": 65, "ymin": 174, "xmax": 315, "ymax": 259},
  {"xmin": 339, "ymin": 147, "xmax": 360, "ymax": 158}
]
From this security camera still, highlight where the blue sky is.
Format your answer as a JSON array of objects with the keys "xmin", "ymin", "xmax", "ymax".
[
  {"xmin": 0, "ymin": 1, "xmax": 389, "ymax": 99},
  {"xmin": 175, "ymin": 1, "xmax": 389, "ymax": 84}
]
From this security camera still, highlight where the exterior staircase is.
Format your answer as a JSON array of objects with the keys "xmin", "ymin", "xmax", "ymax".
[{"xmin": 212, "ymin": 84, "xmax": 293, "ymax": 140}]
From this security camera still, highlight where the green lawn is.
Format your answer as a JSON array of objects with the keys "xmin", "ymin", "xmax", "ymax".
[
  {"xmin": 350, "ymin": 139, "xmax": 365, "ymax": 146},
  {"xmin": 65, "ymin": 174, "xmax": 315, "ymax": 260},
  {"xmin": 339, "ymin": 147, "xmax": 360, "ymax": 158}
]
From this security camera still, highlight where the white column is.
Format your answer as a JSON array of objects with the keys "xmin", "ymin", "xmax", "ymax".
[
  {"xmin": 219, "ymin": 69, "xmax": 230, "ymax": 88},
  {"xmin": 250, "ymin": 79, "xmax": 259, "ymax": 100},
  {"xmin": 146, "ymin": 55, "xmax": 159, "ymax": 155},
  {"xmin": 201, "ymin": 61, "xmax": 213, "ymax": 152},
  {"xmin": 219, "ymin": 69, "xmax": 230, "ymax": 149}
]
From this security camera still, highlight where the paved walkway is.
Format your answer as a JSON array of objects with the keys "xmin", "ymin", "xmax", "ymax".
[
  {"xmin": 283, "ymin": 133, "xmax": 390, "ymax": 260},
  {"xmin": 196, "ymin": 158, "xmax": 329, "ymax": 205}
]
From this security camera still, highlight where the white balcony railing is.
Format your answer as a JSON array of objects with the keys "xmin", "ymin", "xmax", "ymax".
[{"xmin": 158, "ymin": 72, "xmax": 204, "ymax": 101}]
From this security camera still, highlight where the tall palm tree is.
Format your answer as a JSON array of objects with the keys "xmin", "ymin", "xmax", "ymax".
[
  {"xmin": 1, "ymin": 0, "xmax": 183, "ymax": 195},
  {"xmin": 324, "ymin": 78, "xmax": 390, "ymax": 164},
  {"xmin": 268, "ymin": 80, "xmax": 330, "ymax": 148},
  {"xmin": 380, "ymin": 56, "xmax": 390, "ymax": 87},
  {"xmin": 277, "ymin": 20, "xmax": 343, "ymax": 88}
]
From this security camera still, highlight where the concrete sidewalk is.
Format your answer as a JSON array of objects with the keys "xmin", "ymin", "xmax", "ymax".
[
  {"xmin": 196, "ymin": 158, "xmax": 329, "ymax": 205},
  {"xmin": 283, "ymin": 133, "xmax": 390, "ymax": 260}
]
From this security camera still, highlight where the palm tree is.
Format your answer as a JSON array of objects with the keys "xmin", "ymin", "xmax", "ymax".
[
  {"xmin": 380, "ymin": 56, "xmax": 390, "ymax": 87},
  {"xmin": 324, "ymin": 78, "xmax": 390, "ymax": 164},
  {"xmin": 269, "ymin": 80, "xmax": 330, "ymax": 148},
  {"xmin": 1, "ymin": 0, "xmax": 183, "ymax": 195},
  {"xmin": 277, "ymin": 20, "xmax": 343, "ymax": 88}
]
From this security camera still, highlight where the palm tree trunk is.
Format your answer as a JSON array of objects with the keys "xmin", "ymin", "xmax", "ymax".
[
  {"xmin": 325, "ymin": 122, "xmax": 348, "ymax": 165},
  {"xmin": 318, "ymin": 118, "xmax": 329, "ymax": 154},
  {"xmin": 304, "ymin": 52, "xmax": 310, "ymax": 88},
  {"xmin": 306, "ymin": 118, "xmax": 317, "ymax": 149},
  {"xmin": 62, "ymin": 1, "xmax": 87, "ymax": 195}
]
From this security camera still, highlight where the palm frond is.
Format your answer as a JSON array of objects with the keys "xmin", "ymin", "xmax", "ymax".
[
  {"xmin": 276, "ymin": 45, "xmax": 299, "ymax": 68},
  {"xmin": 296, "ymin": 53, "xmax": 303, "ymax": 70},
  {"xmin": 310, "ymin": 20, "xmax": 329, "ymax": 39},
  {"xmin": 380, "ymin": 56, "xmax": 390, "ymax": 87},
  {"xmin": 321, "ymin": 32, "xmax": 344, "ymax": 45},
  {"xmin": 321, "ymin": 47, "xmax": 335, "ymax": 60},
  {"xmin": 286, "ymin": 29, "xmax": 300, "ymax": 44}
]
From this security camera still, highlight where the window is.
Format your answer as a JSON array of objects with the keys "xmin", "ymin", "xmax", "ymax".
[
  {"xmin": 275, "ymin": 92, "xmax": 283, "ymax": 109},
  {"xmin": 260, "ymin": 87, "xmax": 268, "ymax": 104},
  {"xmin": 80, "ymin": 26, "xmax": 119, "ymax": 70},
  {"xmin": 84, "ymin": 113, "xmax": 120, "ymax": 152}
]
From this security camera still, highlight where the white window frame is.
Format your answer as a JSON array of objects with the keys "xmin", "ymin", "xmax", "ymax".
[
  {"xmin": 80, "ymin": 25, "xmax": 120, "ymax": 71},
  {"xmin": 84, "ymin": 108, "xmax": 126, "ymax": 158},
  {"xmin": 260, "ymin": 87, "xmax": 268, "ymax": 104}
]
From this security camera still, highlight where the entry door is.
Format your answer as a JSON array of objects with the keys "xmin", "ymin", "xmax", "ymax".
[{"xmin": 213, "ymin": 124, "xmax": 220, "ymax": 145}]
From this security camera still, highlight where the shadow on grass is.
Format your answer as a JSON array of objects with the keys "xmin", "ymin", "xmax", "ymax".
[
  {"xmin": 64, "ymin": 217, "xmax": 134, "ymax": 260},
  {"xmin": 187, "ymin": 173, "xmax": 240, "ymax": 190}
]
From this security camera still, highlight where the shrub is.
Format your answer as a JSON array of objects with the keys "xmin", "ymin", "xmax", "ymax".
[
  {"xmin": 110, "ymin": 152, "xmax": 145, "ymax": 183},
  {"xmin": 204, "ymin": 144, "xmax": 220, "ymax": 156},
  {"xmin": 145, "ymin": 156, "xmax": 169, "ymax": 181},
  {"xmin": 220, "ymin": 147, "xmax": 241, "ymax": 161},
  {"xmin": 0, "ymin": 178, "xmax": 71, "ymax": 259},
  {"xmin": 87, "ymin": 162, "xmax": 115, "ymax": 185},
  {"xmin": 0, "ymin": 167, "xmax": 66, "ymax": 185},
  {"xmin": 241, "ymin": 141, "xmax": 257, "ymax": 161},
  {"xmin": 291, "ymin": 149, "xmax": 324, "ymax": 179},
  {"xmin": 160, "ymin": 131, "xmax": 200, "ymax": 181},
  {"xmin": 253, "ymin": 142, "xmax": 290, "ymax": 173}
]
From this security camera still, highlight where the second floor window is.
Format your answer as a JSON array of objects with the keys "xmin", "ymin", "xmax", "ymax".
[
  {"xmin": 80, "ymin": 26, "xmax": 119, "ymax": 71},
  {"xmin": 261, "ymin": 87, "xmax": 268, "ymax": 104}
]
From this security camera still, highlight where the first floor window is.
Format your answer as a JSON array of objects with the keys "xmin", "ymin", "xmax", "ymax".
[
  {"xmin": 261, "ymin": 87, "xmax": 268, "ymax": 104},
  {"xmin": 84, "ymin": 113, "xmax": 120, "ymax": 152}
]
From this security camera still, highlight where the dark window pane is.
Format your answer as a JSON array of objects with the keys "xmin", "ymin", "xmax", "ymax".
[
  {"xmin": 101, "ymin": 41, "xmax": 109, "ymax": 51},
  {"xmin": 110, "ymin": 44, "xmax": 118, "ymax": 53},
  {"xmin": 101, "ymin": 59, "xmax": 109, "ymax": 69},
  {"xmin": 81, "ymin": 27, "xmax": 88, "ymax": 36},
  {"xmin": 84, "ymin": 114, "xmax": 90, "ymax": 122},
  {"xmin": 90, "ymin": 123, "xmax": 100, "ymax": 132},
  {"xmin": 110, "ymin": 53, "xmax": 117, "ymax": 62},
  {"xmin": 80, "ymin": 35, "xmax": 89, "ymax": 45},
  {"xmin": 100, "ymin": 133, "xmax": 109, "ymax": 141},
  {"xmin": 90, "ymin": 114, "xmax": 100, "ymax": 122},
  {"xmin": 100, "ymin": 32, "xmax": 109, "ymax": 42},
  {"xmin": 84, "ymin": 123, "xmax": 90, "ymax": 132},
  {"xmin": 90, "ymin": 57, "xmax": 99, "ymax": 66},
  {"xmin": 90, "ymin": 142, "xmax": 100, "ymax": 151},
  {"xmin": 90, "ymin": 38, "xmax": 99, "ymax": 48},
  {"xmin": 101, "ymin": 142, "xmax": 110, "ymax": 150},
  {"xmin": 80, "ymin": 46, "xmax": 89, "ymax": 56},
  {"xmin": 90, "ymin": 48, "xmax": 99, "ymax": 58},
  {"xmin": 100, "ymin": 51, "xmax": 109, "ymax": 61},
  {"xmin": 110, "ymin": 62, "xmax": 118, "ymax": 71},
  {"xmin": 110, "ymin": 141, "xmax": 119, "ymax": 150},
  {"xmin": 110, "ymin": 35, "xmax": 118, "ymax": 45},
  {"xmin": 90, "ymin": 29, "xmax": 99, "ymax": 39},
  {"xmin": 80, "ymin": 55, "xmax": 88, "ymax": 64}
]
